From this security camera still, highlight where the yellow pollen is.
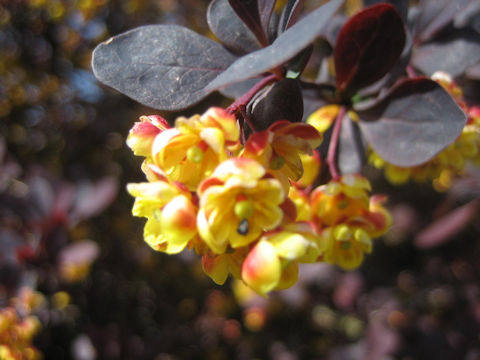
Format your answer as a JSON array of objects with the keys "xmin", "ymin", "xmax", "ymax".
[{"xmin": 186, "ymin": 146, "xmax": 204, "ymax": 163}]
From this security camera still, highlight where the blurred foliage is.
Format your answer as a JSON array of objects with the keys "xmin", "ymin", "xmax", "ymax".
[{"xmin": 0, "ymin": 0, "xmax": 479, "ymax": 359}]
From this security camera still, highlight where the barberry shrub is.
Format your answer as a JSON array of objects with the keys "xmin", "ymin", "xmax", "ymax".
[{"xmin": 92, "ymin": 0, "xmax": 478, "ymax": 295}]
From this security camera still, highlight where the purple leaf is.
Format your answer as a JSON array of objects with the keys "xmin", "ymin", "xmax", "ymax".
[
  {"xmin": 334, "ymin": 3, "xmax": 406, "ymax": 94},
  {"xmin": 70, "ymin": 177, "xmax": 118, "ymax": 224},
  {"xmin": 357, "ymin": 78, "xmax": 467, "ymax": 167},
  {"xmin": 337, "ymin": 112, "xmax": 367, "ymax": 175},
  {"xmin": 415, "ymin": 200, "xmax": 479, "ymax": 249},
  {"xmin": 414, "ymin": 0, "xmax": 473, "ymax": 42},
  {"xmin": 205, "ymin": 0, "xmax": 343, "ymax": 91},
  {"xmin": 466, "ymin": 62, "xmax": 480, "ymax": 80},
  {"xmin": 411, "ymin": 28, "xmax": 480, "ymax": 78},
  {"xmin": 228, "ymin": 0, "xmax": 268, "ymax": 46},
  {"xmin": 454, "ymin": 1, "xmax": 480, "ymax": 28},
  {"xmin": 92, "ymin": 25, "xmax": 237, "ymax": 110},
  {"xmin": 207, "ymin": 0, "xmax": 261, "ymax": 54}
]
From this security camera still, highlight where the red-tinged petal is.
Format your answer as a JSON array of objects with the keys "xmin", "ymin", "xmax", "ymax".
[
  {"xmin": 281, "ymin": 122, "xmax": 322, "ymax": 146},
  {"xmin": 200, "ymin": 127, "xmax": 225, "ymax": 154},
  {"xmin": 244, "ymin": 131, "xmax": 272, "ymax": 156},
  {"xmin": 242, "ymin": 241, "xmax": 281, "ymax": 296},
  {"xmin": 268, "ymin": 120, "xmax": 291, "ymax": 132},
  {"xmin": 143, "ymin": 115, "xmax": 170, "ymax": 130},
  {"xmin": 280, "ymin": 198, "xmax": 298, "ymax": 223},
  {"xmin": 197, "ymin": 177, "xmax": 224, "ymax": 195},
  {"xmin": 201, "ymin": 107, "xmax": 240, "ymax": 142},
  {"xmin": 161, "ymin": 195, "xmax": 197, "ymax": 254},
  {"xmin": 202, "ymin": 254, "xmax": 229, "ymax": 285}
]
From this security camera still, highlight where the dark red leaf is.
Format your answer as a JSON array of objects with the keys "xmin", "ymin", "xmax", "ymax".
[
  {"xmin": 228, "ymin": 0, "xmax": 269, "ymax": 46},
  {"xmin": 258, "ymin": 0, "xmax": 277, "ymax": 37},
  {"xmin": 334, "ymin": 3, "xmax": 405, "ymax": 94}
]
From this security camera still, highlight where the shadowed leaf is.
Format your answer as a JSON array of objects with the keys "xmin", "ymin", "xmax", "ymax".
[
  {"xmin": 334, "ymin": 3, "xmax": 406, "ymax": 94},
  {"xmin": 92, "ymin": 25, "xmax": 237, "ymax": 110},
  {"xmin": 278, "ymin": 0, "xmax": 305, "ymax": 33},
  {"xmin": 228, "ymin": 0, "xmax": 268, "ymax": 46},
  {"xmin": 357, "ymin": 78, "xmax": 467, "ymax": 167},
  {"xmin": 411, "ymin": 28, "xmax": 480, "ymax": 78},
  {"xmin": 337, "ymin": 112, "xmax": 366, "ymax": 174},
  {"xmin": 415, "ymin": 200, "xmax": 479, "ymax": 249},
  {"xmin": 207, "ymin": 0, "xmax": 261, "ymax": 54},
  {"xmin": 220, "ymin": 78, "xmax": 261, "ymax": 99},
  {"xmin": 363, "ymin": 0, "xmax": 409, "ymax": 21},
  {"xmin": 414, "ymin": 0, "xmax": 472, "ymax": 42},
  {"xmin": 206, "ymin": 0, "xmax": 343, "ymax": 91},
  {"xmin": 258, "ymin": 0, "xmax": 277, "ymax": 37},
  {"xmin": 466, "ymin": 63, "xmax": 480, "ymax": 80},
  {"xmin": 454, "ymin": 1, "xmax": 480, "ymax": 28},
  {"xmin": 248, "ymin": 78, "xmax": 303, "ymax": 131}
]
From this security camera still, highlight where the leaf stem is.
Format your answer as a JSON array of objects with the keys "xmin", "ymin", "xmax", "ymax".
[{"xmin": 327, "ymin": 105, "xmax": 346, "ymax": 180}]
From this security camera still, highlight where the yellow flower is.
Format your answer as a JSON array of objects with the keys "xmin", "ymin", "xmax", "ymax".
[
  {"xmin": 306, "ymin": 104, "xmax": 340, "ymax": 133},
  {"xmin": 288, "ymin": 186, "xmax": 312, "ymax": 222},
  {"xmin": 201, "ymin": 247, "xmax": 248, "ymax": 285},
  {"xmin": 151, "ymin": 107, "xmax": 240, "ymax": 190},
  {"xmin": 310, "ymin": 175, "xmax": 391, "ymax": 269},
  {"xmin": 0, "ymin": 307, "xmax": 42, "ymax": 360},
  {"xmin": 242, "ymin": 120, "xmax": 322, "ymax": 190},
  {"xmin": 126, "ymin": 114, "xmax": 169, "ymax": 157},
  {"xmin": 197, "ymin": 158, "xmax": 284, "ymax": 254},
  {"xmin": 127, "ymin": 180, "xmax": 197, "ymax": 254},
  {"xmin": 241, "ymin": 222, "xmax": 319, "ymax": 295}
]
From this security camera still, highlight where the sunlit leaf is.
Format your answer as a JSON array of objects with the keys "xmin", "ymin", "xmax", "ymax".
[
  {"xmin": 92, "ymin": 25, "xmax": 237, "ymax": 110},
  {"xmin": 207, "ymin": 0, "xmax": 261, "ymax": 54}
]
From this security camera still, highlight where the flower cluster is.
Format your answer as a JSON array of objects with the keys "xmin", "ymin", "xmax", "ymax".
[
  {"xmin": 368, "ymin": 72, "xmax": 480, "ymax": 191},
  {"xmin": 0, "ymin": 298, "xmax": 42, "ymax": 360},
  {"xmin": 127, "ymin": 108, "xmax": 391, "ymax": 295}
]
